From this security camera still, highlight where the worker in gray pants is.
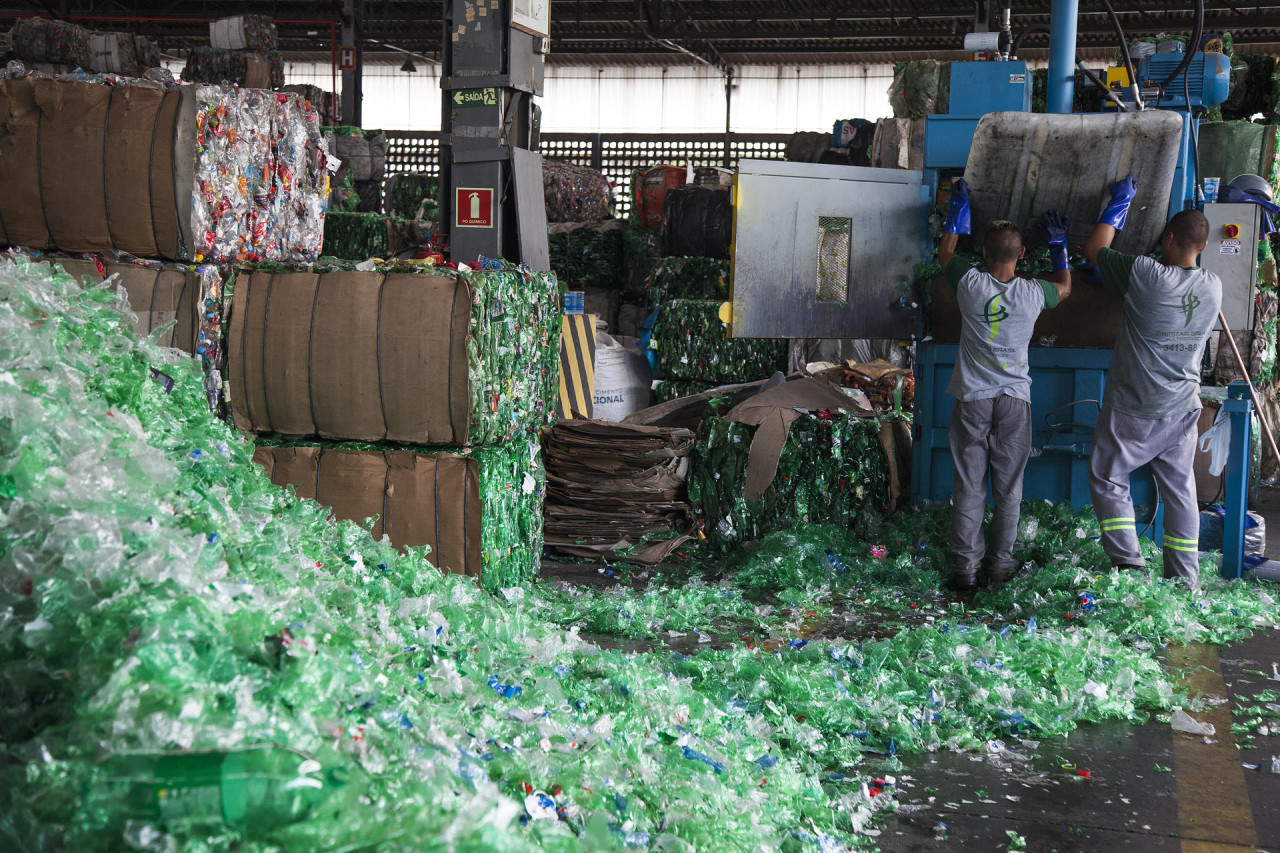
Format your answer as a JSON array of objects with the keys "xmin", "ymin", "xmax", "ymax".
[
  {"xmin": 939, "ymin": 180, "xmax": 1072, "ymax": 589},
  {"xmin": 1083, "ymin": 176, "xmax": 1222, "ymax": 587}
]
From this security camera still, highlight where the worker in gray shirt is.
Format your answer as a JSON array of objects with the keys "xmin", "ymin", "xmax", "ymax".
[
  {"xmin": 1083, "ymin": 176, "xmax": 1222, "ymax": 587},
  {"xmin": 939, "ymin": 179, "xmax": 1072, "ymax": 589}
]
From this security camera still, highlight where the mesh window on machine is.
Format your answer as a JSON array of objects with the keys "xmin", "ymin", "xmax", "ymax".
[{"xmin": 817, "ymin": 216, "xmax": 852, "ymax": 302}]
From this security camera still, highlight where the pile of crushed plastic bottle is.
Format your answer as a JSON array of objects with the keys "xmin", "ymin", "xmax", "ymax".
[{"xmin": 2, "ymin": 256, "xmax": 1278, "ymax": 851}]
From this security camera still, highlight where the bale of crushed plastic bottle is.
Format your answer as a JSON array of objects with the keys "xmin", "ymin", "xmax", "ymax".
[
  {"xmin": 651, "ymin": 299, "xmax": 788, "ymax": 384},
  {"xmin": 384, "ymin": 172, "xmax": 440, "ymax": 221},
  {"xmin": 209, "ymin": 14, "xmax": 278, "ymax": 51},
  {"xmin": 888, "ymin": 59, "xmax": 950, "ymax": 118},
  {"xmin": 661, "ymin": 186, "xmax": 731, "ymax": 259},
  {"xmin": 543, "ymin": 160, "xmax": 613, "ymax": 222},
  {"xmin": 689, "ymin": 411, "xmax": 891, "ymax": 549},
  {"xmin": 650, "ymin": 256, "xmax": 729, "ymax": 302},
  {"xmin": 227, "ymin": 261, "xmax": 560, "ymax": 445},
  {"xmin": 253, "ymin": 441, "xmax": 544, "ymax": 589},
  {"xmin": 0, "ymin": 77, "xmax": 329, "ymax": 263},
  {"xmin": 547, "ymin": 221, "xmax": 625, "ymax": 290},
  {"xmin": 181, "ymin": 46, "xmax": 285, "ymax": 89}
]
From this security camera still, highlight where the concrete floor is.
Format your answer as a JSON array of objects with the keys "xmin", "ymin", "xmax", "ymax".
[
  {"xmin": 875, "ymin": 631, "xmax": 1280, "ymax": 852},
  {"xmin": 543, "ymin": 487, "xmax": 1280, "ymax": 851},
  {"xmin": 880, "ymin": 490, "xmax": 1280, "ymax": 852}
]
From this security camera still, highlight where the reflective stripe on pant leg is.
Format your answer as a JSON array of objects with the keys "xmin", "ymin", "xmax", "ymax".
[
  {"xmin": 950, "ymin": 398, "xmax": 993, "ymax": 574},
  {"xmin": 986, "ymin": 395, "xmax": 1032, "ymax": 572},
  {"xmin": 1089, "ymin": 407, "xmax": 1146, "ymax": 567},
  {"xmin": 1149, "ymin": 410, "xmax": 1203, "ymax": 583}
]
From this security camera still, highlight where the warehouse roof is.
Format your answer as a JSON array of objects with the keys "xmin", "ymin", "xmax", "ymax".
[{"xmin": 2, "ymin": 1, "xmax": 1279, "ymax": 65}]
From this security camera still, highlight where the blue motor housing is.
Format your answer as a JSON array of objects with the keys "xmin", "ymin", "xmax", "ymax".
[{"xmin": 1134, "ymin": 48, "xmax": 1230, "ymax": 108}]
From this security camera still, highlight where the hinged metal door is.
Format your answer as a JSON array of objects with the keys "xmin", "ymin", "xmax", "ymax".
[{"xmin": 730, "ymin": 159, "xmax": 929, "ymax": 340}]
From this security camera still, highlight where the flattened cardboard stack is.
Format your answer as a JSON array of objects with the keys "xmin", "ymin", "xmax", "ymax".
[
  {"xmin": 542, "ymin": 420, "xmax": 696, "ymax": 564},
  {"xmin": 0, "ymin": 77, "xmax": 330, "ymax": 264},
  {"xmin": 230, "ymin": 263, "xmax": 561, "ymax": 588}
]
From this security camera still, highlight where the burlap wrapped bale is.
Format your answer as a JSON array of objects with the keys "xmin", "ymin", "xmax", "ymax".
[
  {"xmin": 0, "ymin": 78, "xmax": 329, "ymax": 263},
  {"xmin": 228, "ymin": 265, "xmax": 560, "ymax": 446},
  {"xmin": 253, "ymin": 440, "xmax": 544, "ymax": 590}
]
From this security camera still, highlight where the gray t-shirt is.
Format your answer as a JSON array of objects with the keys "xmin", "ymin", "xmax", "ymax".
[
  {"xmin": 1097, "ymin": 247, "xmax": 1222, "ymax": 419},
  {"xmin": 945, "ymin": 257, "xmax": 1060, "ymax": 403}
]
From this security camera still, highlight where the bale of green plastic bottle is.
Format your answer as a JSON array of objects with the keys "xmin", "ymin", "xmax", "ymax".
[
  {"xmin": 688, "ymin": 411, "xmax": 891, "ymax": 550},
  {"xmin": 254, "ymin": 439, "xmax": 544, "ymax": 590},
  {"xmin": 385, "ymin": 172, "xmax": 440, "ymax": 221},
  {"xmin": 321, "ymin": 211, "xmax": 389, "ymax": 260},
  {"xmin": 621, "ymin": 226, "xmax": 662, "ymax": 299},
  {"xmin": 227, "ymin": 260, "xmax": 561, "ymax": 446},
  {"xmin": 547, "ymin": 222, "xmax": 625, "ymax": 290},
  {"xmin": 653, "ymin": 378, "xmax": 721, "ymax": 404},
  {"xmin": 650, "ymin": 256, "xmax": 729, "ymax": 302},
  {"xmin": 651, "ymin": 299, "xmax": 788, "ymax": 383}
]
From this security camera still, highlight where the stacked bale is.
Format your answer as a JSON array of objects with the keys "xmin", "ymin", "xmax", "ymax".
[
  {"xmin": 182, "ymin": 15, "xmax": 283, "ymax": 89},
  {"xmin": 648, "ymin": 257, "xmax": 787, "ymax": 393},
  {"xmin": 8, "ymin": 17, "xmax": 160, "ymax": 76},
  {"xmin": 227, "ymin": 260, "xmax": 561, "ymax": 588},
  {"xmin": 0, "ymin": 77, "xmax": 331, "ymax": 264}
]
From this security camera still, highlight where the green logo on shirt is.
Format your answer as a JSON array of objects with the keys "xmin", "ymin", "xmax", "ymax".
[
  {"xmin": 981, "ymin": 293, "xmax": 1009, "ymax": 342},
  {"xmin": 1180, "ymin": 288, "xmax": 1201, "ymax": 328}
]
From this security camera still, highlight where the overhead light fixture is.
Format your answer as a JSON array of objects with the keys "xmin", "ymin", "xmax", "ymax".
[{"xmin": 401, "ymin": 58, "xmax": 417, "ymax": 73}]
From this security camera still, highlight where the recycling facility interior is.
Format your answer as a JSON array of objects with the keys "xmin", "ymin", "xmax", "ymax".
[{"xmin": 6, "ymin": 2, "xmax": 1280, "ymax": 852}]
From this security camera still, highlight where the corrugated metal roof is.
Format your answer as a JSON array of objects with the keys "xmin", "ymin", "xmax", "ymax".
[{"xmin": 6, "ymin": 2, "xmax": 1280, "ymax": 65}]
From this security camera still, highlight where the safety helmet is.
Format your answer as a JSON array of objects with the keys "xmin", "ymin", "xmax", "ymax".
[{"xmin": 1226, "ymin": 173, "xmax": 1274, "ymax": 202}]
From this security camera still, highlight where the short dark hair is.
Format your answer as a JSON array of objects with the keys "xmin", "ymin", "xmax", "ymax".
[
  {"xmin": 983, "ymin": 220, "xmax": 1024, "ymax": 264},
  {"xmin": 1164, "ymin": 209, "xmax": 1209, "ymax": 251}
]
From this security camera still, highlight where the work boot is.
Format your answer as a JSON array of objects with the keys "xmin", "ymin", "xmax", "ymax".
[
  {"xmin": 986, "ymin": 566, "xmax": 1012, "ymax": 586},
  {"xmin": 948, "ymin": 571, "xmax": 978, "ymax": 591}
]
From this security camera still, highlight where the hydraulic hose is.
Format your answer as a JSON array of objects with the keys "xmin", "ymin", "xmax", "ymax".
[
  {"xmin": 1159, "ymin": 0, "xmax": 1205, "ymax": 103},
  {"xmin": 1010, "ymin": 25, "xmax": 1049, "ymax": 59},
  {"xmin": 1101, "ymin": 0, "xmax": 1143, "ymax": 109}
]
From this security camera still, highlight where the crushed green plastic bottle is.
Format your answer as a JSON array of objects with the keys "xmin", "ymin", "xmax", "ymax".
[
  {"xmin": 689, "ymin": 411, "xmax": 890, "ymax": 551},
  {"xmin": 649, "ymin": 257, "xmax": 729, "ymax": 303},
  {"xmin": 651, "ymin": 299, "xmax": 787, "ymax": 384},
  {"xmin": 3, "ymin": 256, "xmax": 1280, "ymax": 852},
  {"xmin": 85, "ymin": 746, "xmax": 350, "ymax": 837}
]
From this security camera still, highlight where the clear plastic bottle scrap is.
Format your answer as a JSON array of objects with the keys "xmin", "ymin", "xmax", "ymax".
[{"xmin": 3, "ymin": 256, "xmax": 1280, "ymax": 851}]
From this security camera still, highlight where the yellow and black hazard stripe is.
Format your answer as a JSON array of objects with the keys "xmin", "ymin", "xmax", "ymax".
[{"xmin": 557, "ymin": 314, "xmax": 597, "ymax": 419}]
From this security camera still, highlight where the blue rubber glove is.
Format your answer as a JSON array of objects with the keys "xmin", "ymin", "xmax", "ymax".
[
  {"xmin": 1039, "ymin": 209, "xmax": 1070, "ymax": 271},
  {"xmin": 1077, "ymin": 261, "xmax": 1102, "ymax": 284},
  {"xmin": 1099, "ymin": 175, "xmax": 1137, "ymax": 230},
  {"xmin": 945, "ymin": 178, "xmax": 971, "ymax": 235}
]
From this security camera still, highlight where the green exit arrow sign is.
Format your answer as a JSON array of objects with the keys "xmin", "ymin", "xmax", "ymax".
[{"xmin": 452, "ymin": 87, "xmax": 498, "ymax": 108}]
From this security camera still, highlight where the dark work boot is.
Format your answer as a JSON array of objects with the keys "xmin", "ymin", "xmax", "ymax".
[
  {"xmin": 986, "ymin": 566, "xmax": 1012, "ymax": 586},
  {"xmin": 949, "ymin": 571, "xmax": 979, "ymax": 591}
]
